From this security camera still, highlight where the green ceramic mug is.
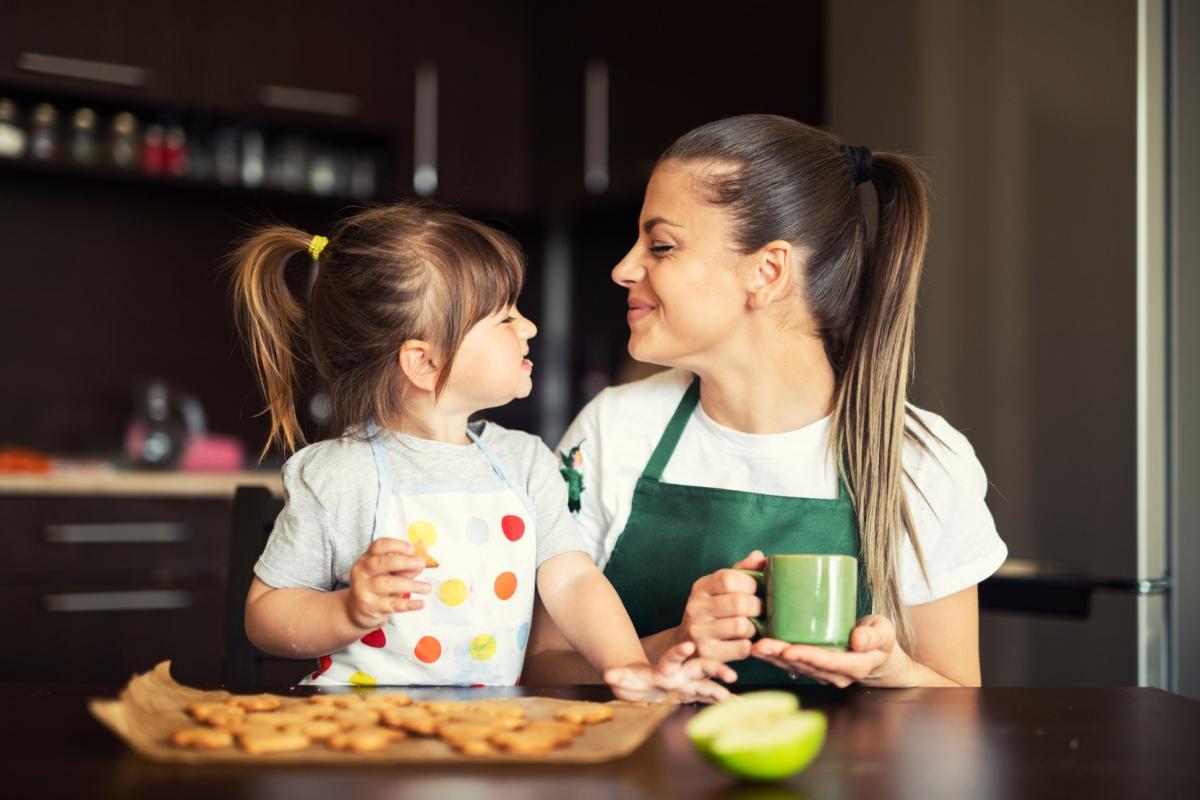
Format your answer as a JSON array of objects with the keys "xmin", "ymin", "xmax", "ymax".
[{"xmin": 734, "ymin": 554, "xmax": 859, "ymax": 649}]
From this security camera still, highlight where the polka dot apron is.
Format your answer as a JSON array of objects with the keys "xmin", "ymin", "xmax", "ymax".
[{"xmin": 303, "ymin": 427, "xmax": 536, "ymax": 687}]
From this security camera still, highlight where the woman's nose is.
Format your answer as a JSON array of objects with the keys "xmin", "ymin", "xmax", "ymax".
[{"xmin": 611, "ymin": 244, "xmax": 644, "ymax": 288}]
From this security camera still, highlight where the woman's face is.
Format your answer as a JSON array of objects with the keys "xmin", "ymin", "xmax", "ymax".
[{"xmin": 611, "ymin": 160, "xmax": 750, "ymax": 369}]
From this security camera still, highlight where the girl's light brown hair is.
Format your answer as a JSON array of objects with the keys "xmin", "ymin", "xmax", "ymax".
[
  {"xmin": 229, "ymin": 202, "xmax": 525, "ymax": 457},
  {"xmin": 660, "ymin": 114, "xmax": 942, "ymax": 654}
]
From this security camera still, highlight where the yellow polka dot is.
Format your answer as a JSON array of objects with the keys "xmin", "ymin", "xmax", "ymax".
[
  {"xmin": 349, "ymin": 671, "xmax": 377, "ymax": 687},
  {"xmin": 408, "ymin": 520, "xmax": 437, "ymax": 548},
  {"xmin": 438, "ymin": 578, "xmax": 468, "ymax": 606},
  {"xmin": 469, "ymin": 634, "xmax": 496, "ymax": 661}
]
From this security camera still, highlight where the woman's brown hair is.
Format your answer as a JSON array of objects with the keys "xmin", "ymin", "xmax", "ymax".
[
  {"xmin": 660, "ymin": 114, "xmax": 941, "ymax": 653},
  {"xmin": 229, "ymin": 202, "xmax": 525, "ymax": 457}
]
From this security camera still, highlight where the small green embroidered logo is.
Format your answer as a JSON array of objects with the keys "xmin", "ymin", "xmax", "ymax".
[{"xmin": 559, "ymin": 443, "xmax": 585, "ymax": 513}]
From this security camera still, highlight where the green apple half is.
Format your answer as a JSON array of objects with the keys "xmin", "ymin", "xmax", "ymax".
[
  {"xmin": 685, "ymin": 691, "xmax": 800, "ymax": 759},
  {"xmin": 707, "ymin": 710, "xmax": 827, "ymax": 782}
]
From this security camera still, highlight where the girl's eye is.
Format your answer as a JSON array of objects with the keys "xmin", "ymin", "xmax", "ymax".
[{"xmin": 502, "ymin": 316, "xmax": 516, "ymax": 324}]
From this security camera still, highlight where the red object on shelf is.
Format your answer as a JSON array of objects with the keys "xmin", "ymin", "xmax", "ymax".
[
  {"xmin": 140, "ymin": 125, "xmax": 166, "ymax": 175},
  {"xmin": 0, "ymin": 446, "xmax": 52, "ymax": 474}
]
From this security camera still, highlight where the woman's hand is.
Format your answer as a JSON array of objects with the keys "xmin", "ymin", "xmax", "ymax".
[
  {"xmin": 676, "ymin": 550, "xmax": 767, "ymax": 661},
  {"xmin": 603, "ymin": 641, "xmax": 736, "ymax": 703},
  {"xmin": 345, "ymin": 537, "xmax": 431, "ymax": 630},
  {"xmin": 751, "ymin": 615, "xmax": 918, "ymax": 688}
]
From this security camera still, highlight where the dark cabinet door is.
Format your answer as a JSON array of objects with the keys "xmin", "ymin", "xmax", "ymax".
[
  {"xmin": 533, "ymin": 0, "xmax": 825, "ymax": 205},
  {"xmin": 189, "ymin": 0, "xmax": 414, "ymax": 134},
  {"xmin": 0, "ymin": 0, "xmax": 200, "ymax": 104}
]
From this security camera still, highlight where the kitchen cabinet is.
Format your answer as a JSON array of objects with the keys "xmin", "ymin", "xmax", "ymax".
[
  {"xmin": 531, "ymin": 0, "xmax": 825, "ymax": 205},
  {"xmin": 0, "ymin": 494, "xmax": 232, "ymax": 683},
  {"xmin": 0, "ymin": 0, "xmax": 200, "ymax": 105}
]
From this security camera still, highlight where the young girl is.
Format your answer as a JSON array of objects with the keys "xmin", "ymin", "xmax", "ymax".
[{"xmin": 229, "ymin": 203, "xmax": 733, "ymax": 702}]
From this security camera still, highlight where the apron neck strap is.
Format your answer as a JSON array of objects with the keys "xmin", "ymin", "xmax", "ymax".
[{"xmin": 643, "ymin": 377, "xmax": 701, "ymax": 481}]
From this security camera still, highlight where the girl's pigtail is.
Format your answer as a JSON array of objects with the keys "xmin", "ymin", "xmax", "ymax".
[{"xmin": 228, "ymin": 226, "xmax": 314, "ymax": 458}]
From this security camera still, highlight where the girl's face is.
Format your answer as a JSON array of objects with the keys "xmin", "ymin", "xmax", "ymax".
[
  {"xmin": 611, "ymin": 160, "xmax": 750, "ymax": 369},
  {"xmin": 444, "ymin": 305, "xmax": 537, "ymax": 411}
]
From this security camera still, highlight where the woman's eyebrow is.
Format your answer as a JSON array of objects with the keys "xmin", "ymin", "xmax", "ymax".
[{"xmin": 642, "ymin": 216, "xmax": 683, "ymax": 235}]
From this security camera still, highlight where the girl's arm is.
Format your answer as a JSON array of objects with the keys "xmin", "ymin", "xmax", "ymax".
[
  {"xmin": 245, "ymin": 537, "xmax": 431, "ymax": 659},
  {"xmin": 534, "ymin": 552, "xmax": 735, "ymax": 701}
]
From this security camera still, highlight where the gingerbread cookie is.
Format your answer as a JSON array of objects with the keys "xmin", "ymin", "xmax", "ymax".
[
  {"xmin": 237, "ymin": 728, "xmax": 311, "ymax": 755},
  {"xmin": 171, "ymin": 727, "xmax": 234, "ymax": 749},
  {"xmin": 554, "ymin": 703, "xmax": 615, "ymax": 725},
  {"xmin": 327, "ymin": 727, "xmax": 404, "ymax": 753}
]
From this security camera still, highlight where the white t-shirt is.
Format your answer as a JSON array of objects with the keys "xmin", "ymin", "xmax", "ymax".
[{"xmin": 555, "ymin": 368, "xmax": 1007, "ymax": 607}]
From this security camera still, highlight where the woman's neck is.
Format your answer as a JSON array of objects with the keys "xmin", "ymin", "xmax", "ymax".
[{"xmin": 690, "ymin": 327, "xmax": 836, "ymax": 435}]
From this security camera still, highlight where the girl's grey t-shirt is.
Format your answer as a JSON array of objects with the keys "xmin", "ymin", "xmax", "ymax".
[{"xmin": 254, "ymin": 421, "xmax": 586, "ymax": 592}]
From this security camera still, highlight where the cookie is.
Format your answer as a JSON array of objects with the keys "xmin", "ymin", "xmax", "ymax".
[
  {"xmin": 296, "ymin": 720, "xmax": 343, "ymax": 741},
  {"xmin": 360, "ymin": 691, "xmax": 413, "ymax": 708},
  {"xmin": 452, "ymin": 738, "xmax": 497, "ymax": 757},
  {"xmin": 380, "ymin": 706, "xmax": 438, "ymax": 736},
  {"xmin": 438, "ymin": 721, "xmax": 507, "ymax": 745},
  {"xmin": 554, "ymin": 703, "xmax": 615, "ymax": 725},
  {"xmin": 489, "ymin": 729, "xmax": 561, "ymax": 755},
  {"xmin": 237, "ymin": 711, "xmax": 310, "ymax": 730},
  {"xmin": 229, "ymin": 694, "xmax": 282, "ymax": 712},
  {"xmin": 439, "ymin": 711, "xmax": 523, "ymax": 731},
  {"xmin": 327, "ymin": 727, "xmax": 404, "ymax": 752},
  {"xmin": 468, "ymin": 701, "xmax": 525, "ymax": 720},
  {"xmin": 237, "ymin": 728, "xmax": 311, "ymax": 755},
  {"xmin": 171, "ymin": 727, "xmax": 234, "ymax": 749},
  {"xmin": 333, "ymin": 708, "xmax": 382, "ymax": 729},
  {"xmin": 521, "ymin": 719, "xmax": 585, "ymax": 744},
  {"xmin": 414, "ymin": 541, "xmax": 439, "ymax": 568},
  {"xmin": 186, "ymin": 701, "xmax": 245, "ymax": 723}
]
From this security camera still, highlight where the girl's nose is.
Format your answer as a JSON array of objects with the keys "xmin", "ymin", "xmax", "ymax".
[
  {"xmin": 519, "ymin": 314, "xmax": 537, "ymax": 339},
  {"xmin": 611, "ymin": 244, "xmax": 644, "ymax": 288}
]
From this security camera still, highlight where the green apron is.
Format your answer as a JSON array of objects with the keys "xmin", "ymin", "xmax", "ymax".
[{"xmin": 602, "ymin": 377, "xmax": 873, "ymax": 685}]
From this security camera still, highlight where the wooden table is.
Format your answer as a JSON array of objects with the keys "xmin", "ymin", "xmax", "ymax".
[{"xmin": 8, "ymin": 682, "xmax": 1199, "ymax": 799}]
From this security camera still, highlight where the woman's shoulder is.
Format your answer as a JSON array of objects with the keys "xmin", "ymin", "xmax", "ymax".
[{"xmin": 900, "ymin": 404, "xmax": 990, "ymax": 506}]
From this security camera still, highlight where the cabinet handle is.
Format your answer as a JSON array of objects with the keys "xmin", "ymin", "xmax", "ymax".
[
  {"xmin": 258, "ymin": 84, "xmax": 361, "ymax": 117},
  {"xmin": 584, "ymin": 58, "xmax": 609, "ymax": 194},
  {"xmin": 43, "ymin": 590, "xmax": 193, "ymax": 612},
  {"xmin": 413, "ymin": 61, "xmax": 438, "ymax": 196},
  {"xmin": 43, "ymin": 522, "xmax": 191, "ymax": 544},
  {"xmin": 17, "ymin": 52, "xmax": 148, "ymax": 88}
]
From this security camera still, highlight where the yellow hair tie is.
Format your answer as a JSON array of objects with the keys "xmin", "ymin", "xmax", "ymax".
[{"xmin": 308, "ymin": 234, "xmax": 329, "ymax": 261}]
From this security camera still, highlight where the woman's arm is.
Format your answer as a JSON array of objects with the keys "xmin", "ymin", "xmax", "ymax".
[{"xmin": 751, "ymin": 585, "xmax": 982, "ymax": 688}]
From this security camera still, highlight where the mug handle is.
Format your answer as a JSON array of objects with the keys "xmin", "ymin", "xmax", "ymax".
[{"xmin": 732, "ymin": 568, "xmax": 769, "ymax": 638}]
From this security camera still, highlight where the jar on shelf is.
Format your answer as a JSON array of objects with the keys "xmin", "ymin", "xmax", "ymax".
[
  {"xmin": 109, "ymin": 112, "xmax": 139, "ymax": 169},
  {"xmin": 68, "ymin": 107, "xmax": 99, "ymax": 165},
  {"xmin": 0, "ymin": 98, "xmax": 26, "ymax": 158},
  {"xmin": 164, "ymin": 124, "xmax": 189, "ymax": 177},
  {"xmin": 29, "ymin": 102, "xmax": 59, "ymax": 161},
  {"xmin": 141, "ymin": 123, "xmax": 166, "ymax": 175}
]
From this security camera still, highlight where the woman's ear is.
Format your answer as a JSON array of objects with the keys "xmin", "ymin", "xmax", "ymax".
[
  {"xmin": 398, "ymin": 340, "xmax": 440, "ymax": 392},
  {"xmin": 747, "ymin": 240, "xmax": 796, "ymax": 309}
]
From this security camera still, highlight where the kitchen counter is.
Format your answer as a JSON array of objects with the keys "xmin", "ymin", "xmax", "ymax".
[
  {"xmin": 6, "ymin": 681, "xmax": 1199, "ymax": 799},
  {"xmin": 0, "ymin": 467, "xmax": 282, "ymax": 498}
]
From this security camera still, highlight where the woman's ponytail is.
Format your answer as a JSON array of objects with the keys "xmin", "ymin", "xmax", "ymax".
[
  {"xmin": 228, "ymin": 226, "xmax": 313, "ymax": 458},
  {"xmin": 834, "ymin": 151, "xmax": 931, "ymax": 653}
]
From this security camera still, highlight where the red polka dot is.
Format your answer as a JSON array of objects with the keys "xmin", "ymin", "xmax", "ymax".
[
  {"xmin": 361, "ymin": 628, "xmax": 386, "ymax": 648},
  {"xmin": 501, "ymin": 515, "xmax": 526, "ymax": 541},
  {"xmin": 414, "ymin": 636, "xmax": 441, "ymax": 664},
  {"xmin": 311, "ymin": 654, "xmax": 332, "ymax": 680},
  {"xmin": 494, "ymin": 571, "xmax": 518, "ymax": 600}
]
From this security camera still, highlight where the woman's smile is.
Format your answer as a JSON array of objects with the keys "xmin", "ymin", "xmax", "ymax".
[{"xmin": 627, "ymin": 297, "xmax": 657, "ymax": 325}]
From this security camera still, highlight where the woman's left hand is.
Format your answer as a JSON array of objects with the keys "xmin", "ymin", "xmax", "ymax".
[{"xmin": 751, "ymin": 615, "xmax": 917, "ymax": 688}]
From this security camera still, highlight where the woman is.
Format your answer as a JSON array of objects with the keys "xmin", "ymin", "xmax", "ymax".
[{"xmin": 525, "ymin": 115, "xmax": 1007, "ymax": 688}]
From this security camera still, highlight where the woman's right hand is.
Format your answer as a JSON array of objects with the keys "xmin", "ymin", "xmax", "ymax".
[
  {"xmin": 346, "ymin": 537, "xmax": 431, "ymax": 630},
  {"xmin": 677, "ymin": 550, "xmax": 766, "ymax": 661}
]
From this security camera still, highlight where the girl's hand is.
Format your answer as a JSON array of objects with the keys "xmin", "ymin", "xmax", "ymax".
[
  {"xmin": 751, "ymin": 615, "xmax": 918, "ymax": 688},
  {"xmin": 676, "ymin": 550, "xmax": 767, "ymax": 662},
  {"xmin": 346, "ymin": 537, "xmax": 431, "ymax": 630},
  {"xmin": 603, "ymin": 641, "xmax": 737, "ymax": 704}
]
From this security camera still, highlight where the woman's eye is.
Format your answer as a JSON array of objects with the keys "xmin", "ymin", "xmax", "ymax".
[{"xmin": 649, "ymin": 244, "xmax": 674, "ymax": 255}]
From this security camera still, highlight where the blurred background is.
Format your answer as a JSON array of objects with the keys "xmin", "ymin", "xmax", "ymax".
[{"xmin": 0, "ymin": 1, "xmax": 1195, "ymax": 697}]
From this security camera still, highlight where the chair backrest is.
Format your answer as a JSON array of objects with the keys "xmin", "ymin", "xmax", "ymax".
[{"xmin": 223, "ymin": 485, "xmax": 288, "ymax": 685}]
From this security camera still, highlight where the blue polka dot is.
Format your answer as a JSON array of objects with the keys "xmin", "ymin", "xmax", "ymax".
[
  {"xmin": 516, "ymin": 621, "xmax": 530, "ymax": 650},
  {"xmin": 465, "ymin": 517, "xmax": 489, "ymax": 545}
]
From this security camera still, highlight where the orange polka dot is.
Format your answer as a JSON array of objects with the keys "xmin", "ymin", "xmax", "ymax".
[
  {"xmin": 414, "ymin": 636, "xmax": 441, "ymax": 663},
  {"xmin": 494, "ymin": 571, "xmax": 517, "ymax": 600}
]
